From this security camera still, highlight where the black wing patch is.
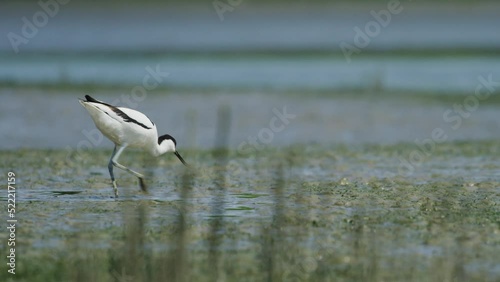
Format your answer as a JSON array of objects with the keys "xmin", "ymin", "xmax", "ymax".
[
  {"xmin": 111, "ymin": 107, "xmax": 152, "ymax": 130},
  {"xmin": 85, "ymin": 95, "xmax": 152, "ymax": 130}
]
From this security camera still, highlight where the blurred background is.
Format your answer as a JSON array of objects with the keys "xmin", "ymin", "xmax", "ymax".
[{"xmin": 1, "ymin": 0, "xmax": 500, "ymax": 150}]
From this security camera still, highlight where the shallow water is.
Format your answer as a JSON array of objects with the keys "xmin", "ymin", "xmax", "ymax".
[
  {"xmin": 1, "ymin": 3, "xmax": 500, "ymax": 52},
  {"xmin": 1, "ymin": 54, "xmax": 500, "ymax": 92},
  {"xmin": 1, "ymin": 143, "xmax": 499, "ymax": 281},
  {"xmin": 2, "ymin": 89, "xmax": 500, "ymax": 150},
  {"xmin": 2, "ymin": 3, "xmax": 500, "ymax": 93}
]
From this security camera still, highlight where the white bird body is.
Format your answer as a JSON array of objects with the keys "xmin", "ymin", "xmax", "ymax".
[
  {"xmin": 80, "ymin": 101, "xmax": 165, "ymax": 154},
  {"xmin": 79, "ymin": 95, "xmax": 187, "ymax": 197}
]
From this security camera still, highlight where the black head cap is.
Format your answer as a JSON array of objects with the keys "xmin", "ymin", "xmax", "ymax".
[
  {"xmin": 158, "ymin": 134, "xmax": 189, "ymax": 167},
  {"xmin": 158, "ymin": 134, "xmax": 177, "ymax": 146}
]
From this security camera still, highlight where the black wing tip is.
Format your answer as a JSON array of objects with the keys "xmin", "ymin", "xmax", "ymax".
[
  {"xmin": 85, "ymin": 95, "xmax": 113, "ymax": 108},
  {"xmin": 85, "ymin": 95, "xmax": 98, "ymax": 102}
]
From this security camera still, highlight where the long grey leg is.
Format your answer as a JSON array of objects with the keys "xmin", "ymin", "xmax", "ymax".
[
  {"xmin": 112, "ymin": 145, "xmax": 147, "ymax": 193},
  {"xmin": 108, "ymin": 146, "xmax": 118, "ymax": 197}
]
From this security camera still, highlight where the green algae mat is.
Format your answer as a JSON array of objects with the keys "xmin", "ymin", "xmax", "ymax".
[{"xmin": 1, "ymin": 142, "xmax": 499, "ymax": 281}]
